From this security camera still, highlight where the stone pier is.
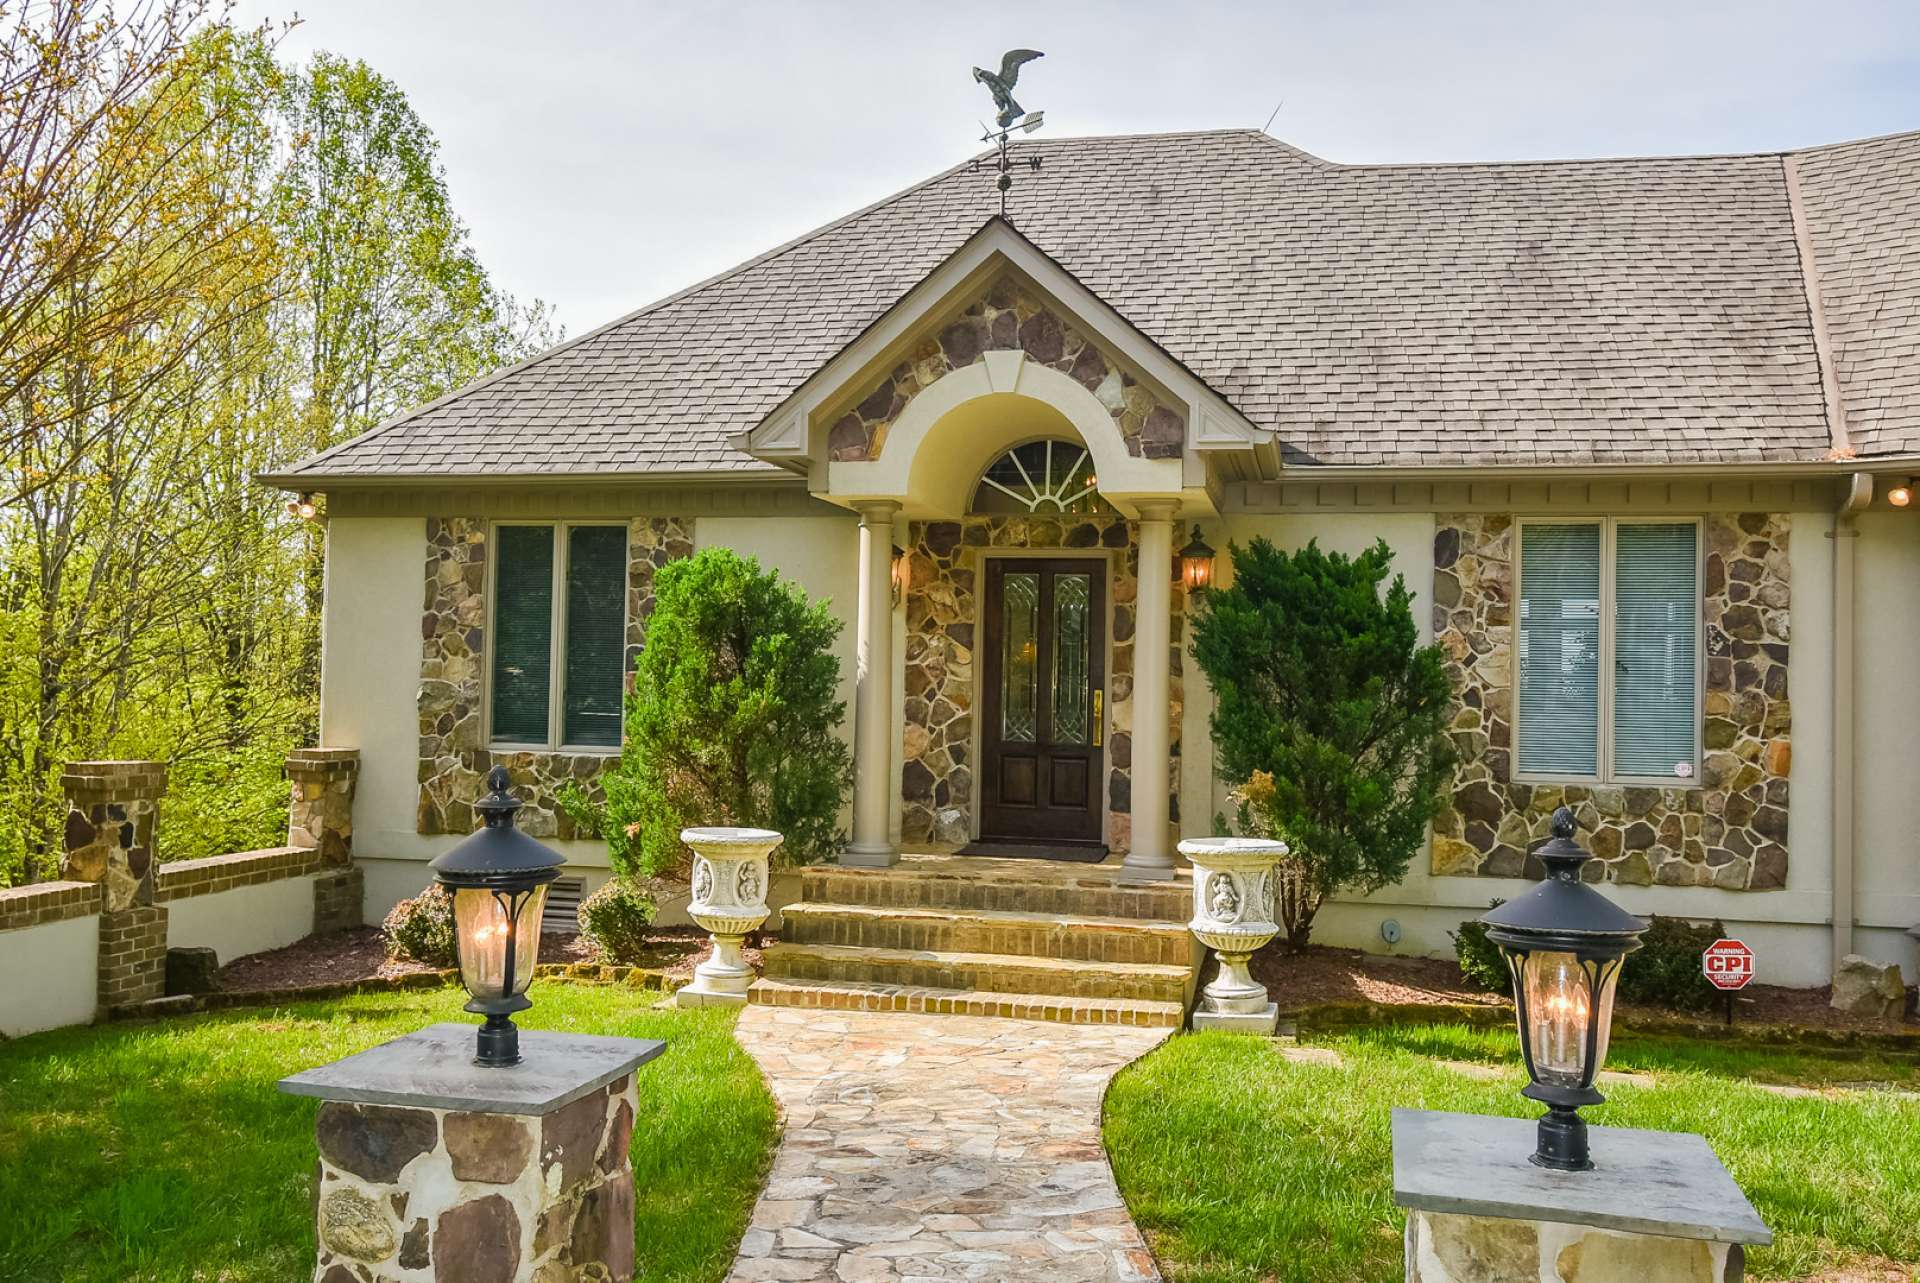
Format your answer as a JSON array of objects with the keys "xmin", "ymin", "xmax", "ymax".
[
  {"xmin": 281, "ymin": 1023, "xmax": 665, "ymax": 1283},
  {"xmin": 61, "ymin": 760, "xmax": 168, "ymax": 1010},
  {"xmin": 287, "ymin": 748, "xmax": 363, "ymax": 934},
  {"xmin": 1393, "ymin": 1109, "xmax": 1769, "ymax": 1283}
]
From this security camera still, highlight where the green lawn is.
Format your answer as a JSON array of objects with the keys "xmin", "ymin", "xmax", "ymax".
[
  {"xmin": 0, "ymin": 984, "xmax": 776, "ymax": 1283},
  {"xmin": 1105, "ymin": 1025, "xmax": 1920, "ymax": 1283}
]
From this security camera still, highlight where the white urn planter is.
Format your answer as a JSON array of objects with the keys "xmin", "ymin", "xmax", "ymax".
[
  {"xmin": 676, "ymin": 826, "xmax": 782, "ymax": 1008},
  {"xmin": 1179, "ymin": 836, "xmax": 1288, "ymax": 1034}
]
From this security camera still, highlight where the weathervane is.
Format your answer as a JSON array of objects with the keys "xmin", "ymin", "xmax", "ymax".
[{"xmin": 971, "ymin": 49, "xmax": 1046, "ymax": 220}]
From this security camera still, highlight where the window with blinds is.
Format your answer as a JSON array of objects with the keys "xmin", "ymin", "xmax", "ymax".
[
  {"xmin": 563, "ymin": 526, "xmax": 627, "ymax": 747},
  {"xmin": 1516, "ymin": 523, "xmax": 1601, "ymax": 777},
  {"xmin": 1514, "ymin": 519, "xmax": 1701, "ymax": 784},
  {"xmin": 490, "ymin": 526, "xmax": 555, "ymax": 743},
  {"xmin": 1612, "ymin": 523, "xmax": 1698, "ymax": 778},
  {"xmin": 488, "ymin": 523, "xmax": 628, "ymax": 749}
]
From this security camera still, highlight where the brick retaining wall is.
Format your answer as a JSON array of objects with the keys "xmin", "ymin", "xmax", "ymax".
[
  {"xmin": 155, "ymin": 846, "xmax": 326, "ymax": 901},
  {"xmin": 0, "ymin": 748, "xmax": 365, "ymax": 1032},
  {"xmin": 0, "ymin": 880, "xmax": 102, "ymax": 932},
  {"xmin": 98, "ymin": 906, "xmax": 168, "ymax": 1007}
]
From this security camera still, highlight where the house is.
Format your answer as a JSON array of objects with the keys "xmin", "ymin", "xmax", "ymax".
[{"xmin": 265, "ymin": 127, "xmax": 1920, "ymax": 997}]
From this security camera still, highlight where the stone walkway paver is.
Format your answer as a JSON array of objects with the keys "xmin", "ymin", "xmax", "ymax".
[{"xmin": 728, "ymin": 1005, "xmax": 1170, "ymax": 1282}]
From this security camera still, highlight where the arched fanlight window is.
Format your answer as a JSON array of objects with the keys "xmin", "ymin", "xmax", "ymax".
[{"xmin": 970, "ymin": 440, "xmax": 1110, "ymax": 515}]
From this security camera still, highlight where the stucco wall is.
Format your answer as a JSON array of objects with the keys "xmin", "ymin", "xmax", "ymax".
[
  {"xmin": 163, "ymin": 875, "xmax": 324, "ymax": 964},
  {"xmin": 695, "ymin": 513, "xmax": 862, "ymax": 847},
  {"xmin": 328, "ymin": 512, "xmax": 862, "ymax": 921},
  {"xmin": 692, "ymin": 513, "xmax": 860, "ymax": 747},
  {"xmin": 1179, "ymin": 509, "xmax": 1879, "ymax": 987},
  {"xmin": 0, "ymin": 914, "xmax": 98, "ymax": 1037},
  {"xmin": 1853, "ymin": 511, "xmax": 1920, "ymax": 971},
  {"xmin": 1190, "ymin": 513, "xmax": 1436, "ymax": 826},
  {"xmin": 327, "ymin": 498, "xmax": 1920, "ymax": 985}
]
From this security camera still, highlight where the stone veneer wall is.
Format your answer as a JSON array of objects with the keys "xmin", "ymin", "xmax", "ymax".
[
  {"xmin": 310, "ymin": 1078, "xmax": 636, "ymax": 1283},
  {"xmin": 828, "ymin": 275, "xmax": 1187, "ymax": 462},
  {"xmin": 417, "ymin": 516, "xmax": 693, "ymax": 837},
  {"xmin": 902, "ymin": 515, "xmax": 1184, "ymax": 853},
  {"xmin": 1432, "ymin": 513, "xmax": 1792, "ymax": 889}
]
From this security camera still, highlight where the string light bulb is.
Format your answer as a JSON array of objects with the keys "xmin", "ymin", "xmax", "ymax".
[{"xmin": 1888, "ymin": 479, "xmax": 1912, "ymax": 508}]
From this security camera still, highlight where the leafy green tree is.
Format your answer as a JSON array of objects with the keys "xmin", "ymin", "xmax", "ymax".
[
  {"xmin": 563, "ymin": 549, "xmax": 851, "ymax": 881},
  {"xmin": 0, "ymin": 17, "xmax": 555, "ymax": 883},
  {"xmin": 274, "ymin": 51, "xmax": 557, "ymax": 738},
  {"xmin": 0, "ymin": 19, "xmax": 292, "ymax": 878},
  {"xmin": 1190, "ymin": 538, "xmax": 1455, "ymax": 948}
]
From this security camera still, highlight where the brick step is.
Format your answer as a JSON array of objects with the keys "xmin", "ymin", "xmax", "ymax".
[
  {"xmin": 747, "ymin": 976, "xmax": 1186, "ymax": 1028},
  {"xmin": 760, "ymin": 941, "xmax": 1194, "ymax": 1004},
  {"xmin": 780, "ymin": 901, "xmax": 1198, "ymax": 967},
  {"xmin": 799, "ymin": 866, "xmax": 1190, "ymax": 922}
]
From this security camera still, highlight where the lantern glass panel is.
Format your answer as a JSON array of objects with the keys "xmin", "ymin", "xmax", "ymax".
[
  {"xmin": 454, "ymin": 885, "xmax": 548, "ymax": 1000},
  {"xmin": 1519, "ymin": 950, "xmax": 1619, "ymax": 1087}
]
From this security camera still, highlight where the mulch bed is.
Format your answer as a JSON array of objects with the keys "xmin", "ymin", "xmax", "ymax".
[
  {"xmin": 1254, "ymin": 944, "xmax": 1504, "ymax": 1012},
  {"xmin": 213, "ymin": 924, "xmax": 768, "ymax": 995},
  {"xmin": 1253, "ymin": 943, "xmax": 1919, "ymax": 1042}
]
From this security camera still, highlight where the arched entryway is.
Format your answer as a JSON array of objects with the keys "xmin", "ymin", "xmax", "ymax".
[{"xmin": 833, "ymin": 360, "xmax": 1189, "ymax": 878}]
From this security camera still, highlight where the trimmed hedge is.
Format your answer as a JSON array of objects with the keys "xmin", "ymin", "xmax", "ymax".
[
  {"xmin": 382, "ymin": 884, "xmax": 457, "ymax": 967},
  {"xmin": 577, "ymin": 879, "xmax": 658, "ymax": 964},
  {"xmin": 1452, "ymin": 904, "xmax": 1728, "ymax": 1013}
]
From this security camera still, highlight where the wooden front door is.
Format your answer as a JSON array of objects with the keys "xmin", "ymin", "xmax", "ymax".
[{"xmin": 979, "ymin": 557, "xmax": 1107, "ymax": 846}]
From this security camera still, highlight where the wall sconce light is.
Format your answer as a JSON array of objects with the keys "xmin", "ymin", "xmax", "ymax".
[
  {"xmin": 1178, "ymin": 525, "xmax": 1217, "ymax": 594},
  {"xmin": 286, "ymin": 493, "xmax": 319, "ymax": 521},
  {"xmin": 1888, "ymin": 479, "xmax": 1912, "ymax": 508},
  {"xmin": 891, "ymin": 544, "xmax": 910, "ymax": 606}
]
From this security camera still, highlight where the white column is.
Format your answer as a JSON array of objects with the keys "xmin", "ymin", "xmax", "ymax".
[
  {"xmin": 843, "ymin": 501, "xmax": 900, "ymax": 866},
  {"xmin": 1123, "ymin": 502, "xmax": 1177, "ymax": 880}
]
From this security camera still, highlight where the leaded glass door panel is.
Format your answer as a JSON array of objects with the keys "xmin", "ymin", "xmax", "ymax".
[{"xmin": 979, "ymin": 557, "xmax": 1107, "ymax": 846}]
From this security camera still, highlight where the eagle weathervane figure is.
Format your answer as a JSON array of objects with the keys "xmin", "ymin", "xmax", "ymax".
[
  {"xmin": 973, "ymin": 48, "xmax": 1043, "ymax": 128},
  {"xmin": 971, "ymin": 48, "xmax": 1047, "ymax": 220}
]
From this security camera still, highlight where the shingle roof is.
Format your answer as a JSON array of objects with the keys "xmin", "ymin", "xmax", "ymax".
[
  {"xmin": 1792, "ymin": 131, "xmax": 1920, "ymax": 457},
  {"xmin": 277, "ymin": 127, "xmax": 1920, "ymax": 480}
]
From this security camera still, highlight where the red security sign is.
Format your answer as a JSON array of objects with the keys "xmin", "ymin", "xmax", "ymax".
[{"xmin": 1702, "ymin": 938, "xmax": 1754, "ymax": 991}]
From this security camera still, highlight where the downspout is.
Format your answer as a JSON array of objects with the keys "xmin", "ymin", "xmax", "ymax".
[
  {"xmin": 1786, "ymin": 151, "xmax": 1866, "ymax": 981},
  {"xmin": 1830, "ymin": 473, "xmax": 1871, "ymax": 975}
]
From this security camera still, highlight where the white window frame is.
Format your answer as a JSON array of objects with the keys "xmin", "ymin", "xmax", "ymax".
[
  {"xmin": 1511, "ymin": 515, "xmax": 1704, "ymax": 789},
  {"xmin": 484, "ymin": 519, "xmax": 629, "ymax": 754}
]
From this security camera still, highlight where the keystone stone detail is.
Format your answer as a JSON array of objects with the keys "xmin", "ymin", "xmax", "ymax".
[{"xmin": 828, "ymin": 273, "xmax": 1187, "ymax": 463}]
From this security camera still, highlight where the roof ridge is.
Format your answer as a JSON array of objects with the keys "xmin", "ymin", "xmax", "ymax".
[
  {"xmin": 1780, "ymin": 153, "xmax": 1851, "ymax": 457},
  {"xmin": 1264, "ymin": 126, "xmax": 1920, "ymax": 173},
  {"xmin": 1783, "ymin": 125, "xmax": 1920, "ymax": 159}
]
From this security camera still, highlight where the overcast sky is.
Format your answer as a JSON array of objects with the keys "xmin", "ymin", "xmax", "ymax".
[{"xmin": 235, "ymin": 1, "xmax": 1920, "ymax": 337}]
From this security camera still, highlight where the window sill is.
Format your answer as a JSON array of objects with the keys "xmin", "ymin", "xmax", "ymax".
[
  {"xmin": 1509, "ymin": 775, "xmax": 1702, "ymax": 792},
  {"xmin": 486, "ymin": 742, "xmax": 622, "ymax": 757}
]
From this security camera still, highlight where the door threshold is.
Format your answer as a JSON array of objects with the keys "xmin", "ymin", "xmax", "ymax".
[{"xmin": 956, "ymin": 841, "xmax": 1110, "ymax": 864}]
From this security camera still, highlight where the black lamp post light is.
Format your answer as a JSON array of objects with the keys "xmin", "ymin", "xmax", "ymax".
[
  {"xmin": 1480, "ymin": 806, "xmax": 1646, "ymax": 1172},
  {"xmin": 430, "ymin": 767, "xmax": 564, "ymax": 1067}
]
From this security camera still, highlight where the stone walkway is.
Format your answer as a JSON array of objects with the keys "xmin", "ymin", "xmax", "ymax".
[{"xmin": 727, "ymin": 1005, "xmax": 1171, "ymax": 1282}]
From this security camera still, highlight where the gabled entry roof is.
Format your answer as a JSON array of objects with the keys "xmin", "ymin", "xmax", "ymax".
[
  {"xmin": 268, "ymin": 127, "xmax": 1920, "ymax": 485},
  {"xmin": 738, "ymin": 216, "xmax": 1268, "ymax": 472}
]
